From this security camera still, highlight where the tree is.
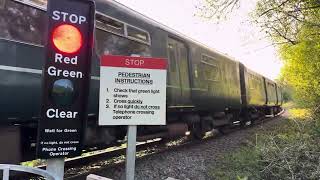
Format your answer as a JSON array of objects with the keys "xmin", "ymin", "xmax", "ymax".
[
  {"xmin": 279, "ymin": 21, "xmax": 320, "ymax": 106},
  {"xmin": 254, "ymin": 0, "xmax": 320, "ymax": 45},
  {"xmin": 196, "ymin": 0, "xmax": 240, "ymax": 20},
  {"xmin": 197, "ymin": 0, "xmax": 320, "ymax": 44}
]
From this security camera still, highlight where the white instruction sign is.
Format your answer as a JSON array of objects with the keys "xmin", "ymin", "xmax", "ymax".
[{"xmin": 99, "ymin": 55, "xmax": 167, "ymax": 125}]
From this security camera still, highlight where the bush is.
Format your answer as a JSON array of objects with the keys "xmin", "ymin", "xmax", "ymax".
[
  {"xmin": 257, "ymin": 122, "xmax": 320, "ymax": 179},
  {"xmin": 209, "ymin": 108, "xmax": 320, "ymax": 180}
]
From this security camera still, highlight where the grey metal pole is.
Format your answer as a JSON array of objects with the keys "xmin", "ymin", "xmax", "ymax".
[
  {"xmin": 125, "ymin": 125, "xmax": 137, "ymax": 180},
  {"xmin": 46, "ymin": 158, "xmax": 65, "ymax": 180},
  {"xmin": 2, "ymin": 167, "xmax": 9, "ymax": 180}
]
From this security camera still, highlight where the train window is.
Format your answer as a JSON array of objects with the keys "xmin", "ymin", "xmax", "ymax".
[
  {"xmin": 95, "ymin": 13, "xmax": 150, "ymax": 45},
  {"xmin": 168, "ymin": 43, "xmax": 177, "ymax": 72},
  {"xmin": 203, "ymin": 65, "xmax": 220, "ymax": 81},
  {"xmin": 127, "ymin": 25, "xmax": 150, "ymax": 44},
  {"xmin": 194, "ymin": 64, "xmax": 199, "ymax": 78},
  {"xmin": 201, "ymin": 54, "xmax": 220, "ymax": 81},
  {"xmin": 0, "ymin": 0, "xmax": 45, "ymax": 45},
  {"xmin": 201, "ymin": 55, "xmax": 219, "ymax": 67},
  {"xmin": 95, "ymin": 29, "xmax": 151, "ymax": 57},
  {"xmin": 96, "ymin": 13, "xmax": 125, "ymax": 36}
]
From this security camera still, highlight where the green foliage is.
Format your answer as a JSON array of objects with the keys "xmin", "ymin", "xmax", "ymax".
[
  {"xmin": 253, "ymin": 0, "xmax": 320, "ymax": 107},
  {"xmin": 279, "ymin": 22, "xmax": 320, "ymax": 107},
  {"xmin": 209, "ymin": 107, "xmax": 320, "ymax": 179},
  {"xmin": 21, "ymin": 159, "xmax": 45, "ymax": 167},
  {"xmin": 277, "ymin": 85, "xmax": 293, "ymax": 102},
  {"xmin": 282, "ymin": 90, "xmax": 292, "ymax": 102}
]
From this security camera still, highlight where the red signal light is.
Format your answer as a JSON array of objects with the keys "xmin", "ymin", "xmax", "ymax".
[{"xmin": 52, "ymin": 24, "xmax": 82, "ymax": 54}]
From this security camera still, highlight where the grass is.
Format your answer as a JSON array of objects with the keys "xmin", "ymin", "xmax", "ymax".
[
  {"xmin": 21, "ymin": 159, "xmax": 45, "ymax": 167},
  {"xmin": 209, "ymin": 103, "xmax": 320, "ymax": 180},
  {"xmin": 288, "ymin": 108, "xmax": 311, "ymax": 119}
]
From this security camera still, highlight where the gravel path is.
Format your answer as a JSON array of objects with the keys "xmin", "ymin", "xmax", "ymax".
[{"xmin": 72, "ymin": 113, "xmax": 288, "ymax": 180}]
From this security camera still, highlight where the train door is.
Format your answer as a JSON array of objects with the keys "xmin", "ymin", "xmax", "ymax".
[{"xmin": 167, "ymin": 38, "xmax": 192, "ymax": 106}]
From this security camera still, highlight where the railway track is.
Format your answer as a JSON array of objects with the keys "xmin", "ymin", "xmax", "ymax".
[
  {"xmin": 64, "ymin": 109, "xmax": 285, "ymax": 180},
  {"xmin": 65, "ymin": 135, "xmax": 213, "ymax": 180},
  {"xmin": 15, "ymin": 109, "xmax": 284, "ymax": 180}
]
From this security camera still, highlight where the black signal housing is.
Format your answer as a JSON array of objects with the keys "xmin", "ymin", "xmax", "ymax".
[{"xmin": 37, "ymin": 0, "xmax": 95, "ymax": 159}]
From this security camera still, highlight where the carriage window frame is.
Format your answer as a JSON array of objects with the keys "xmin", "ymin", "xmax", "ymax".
[
  {"xmin": 96, "ymin": 12, "xmax": 151, "ymax": 46},
  {"xmin": 95, "ymin": 29, "xmax": 151, "ymax": 58},
  {"xmin": 201, "ymin": 54, "xmax": 221, "ymax": 82},
  {"xmin": 96, "ymin": 13, "xmax": 125, "ymax": 36},
  {"xmin": 127, "ymin": 25, "xmax": 150, "ymax": 44}
]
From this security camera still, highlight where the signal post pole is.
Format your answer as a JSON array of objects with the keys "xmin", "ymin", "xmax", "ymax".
[
  {"xmin": 47, "ymin": 158, "xmax": 65, "ymax": 180},
  {"xmin": 126, "ymin": 125, "xmax": 137, "ymax": 180}
]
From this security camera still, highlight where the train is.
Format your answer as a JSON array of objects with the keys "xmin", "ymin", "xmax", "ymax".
[{"xmin": 0, "ymin": 0, "xmax": 283, "ymax": 163}]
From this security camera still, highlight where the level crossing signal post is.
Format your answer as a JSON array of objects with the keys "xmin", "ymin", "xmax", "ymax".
[{"xmin": 36, "ymin": 0, "xmax": 95, "ymax": 179}]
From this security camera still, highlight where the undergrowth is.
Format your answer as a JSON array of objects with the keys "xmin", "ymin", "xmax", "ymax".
[{"xmin": 209, "ymin": 104, "xmax": 320, "ymax": 180}]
